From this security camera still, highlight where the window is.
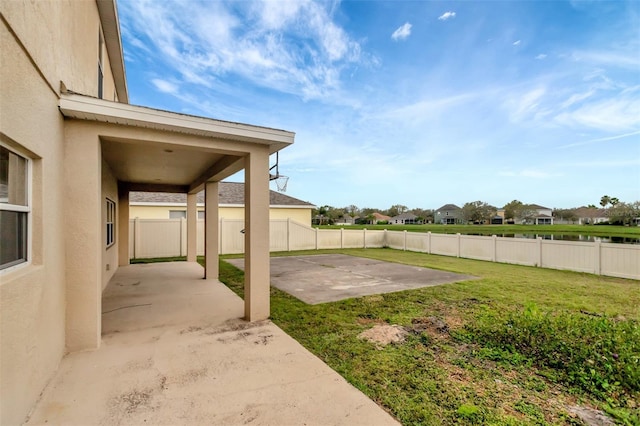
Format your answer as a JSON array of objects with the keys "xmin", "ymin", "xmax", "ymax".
[
  {"xmin": 98, "ymin": 31, "xmax": 104, "ymax": 99},
  {"xmin": 1, "ymin": 145, "xmax": 29, "ymax": 270},
  {"xmin": 169, "ymin": 210, "xmax": 186, "ymax": 219},
  {"xmin": 106, "ymin": 198, "xmax": 115, "ymax": 247}
]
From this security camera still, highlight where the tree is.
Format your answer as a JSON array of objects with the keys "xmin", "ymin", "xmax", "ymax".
[
  {"xmin": 518, "ymin": 204, "xmax": 539, "ymax": 224},
  {"xmin": 462, "ymin": 201, "xmax": 496, "ymax": 224},
  {"xmin": 411, "ymin": 208, "xmax": 434, "ymax": 224},
  {"xmin": 345, "ymin": 204, "xmax": 359, "ymax": 220},
  {"xmin": 610, "ymin": 197, "xmax": 620, "ymax": 207},
  {"xmin": 607, "ymin": 201, "xmax": 640, "ymax": 225},
  {"xmin": 387, "ymin": 204, "xmax": 408, "ymax": 217},
  {"xmin": 600, "ymin": 195, "xmax": 611, "ymax": 209},
  {"xmin": 503, "ymin": 200, "xmax": 523, "ymax": 220},
  {"xmin": 553, "ymin": 208, "xmax": 578, "ymax": 224}
]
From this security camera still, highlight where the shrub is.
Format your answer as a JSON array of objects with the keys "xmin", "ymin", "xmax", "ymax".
[{"xmin": 463, "ymin": 303, "xmax": 640, "ymax": 400}]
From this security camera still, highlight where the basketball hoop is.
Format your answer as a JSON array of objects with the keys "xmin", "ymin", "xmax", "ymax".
[
  {"xmin": 272, "ymin": 174, "xmax": 289, "ymax": 192},
  {"xmin": 269, "ymin": 152, "xmax": 289, "ymax": 192}
]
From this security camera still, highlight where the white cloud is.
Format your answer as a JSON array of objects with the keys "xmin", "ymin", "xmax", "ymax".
[
  {"xmin": 438, "ymin": 11, "xmax": 456, "ymax": 21},
  {"xmin": 119, "ymin": 0, "xmax": 364, "ymax": 102},
  {"xmin": 535, "ymin": 54, "xmax": 547, "ymax": 60},
  {"xmin": 391, "ymin": 23, "xmax": 412, "ymax": 41},
  {"xmin": 554, "ymin": 95, "xmax": 640, "ymax": 132},
  {"xmin": 513, "ymin": 40, "xmax": 521, "ymax": 46},
  {"xmin": 151, "ymin": 79, "xmax": 179, "ymax": 94}
]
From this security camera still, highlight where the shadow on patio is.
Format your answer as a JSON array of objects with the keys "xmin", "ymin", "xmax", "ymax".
[{"xmin": 25, "ymin": 262, "xmax": 398, "ymax": 425}]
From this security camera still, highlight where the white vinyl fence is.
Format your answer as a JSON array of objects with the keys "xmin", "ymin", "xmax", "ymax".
[{"xmin": 129, "ymin": 218, "xmax": 640, "ymax": 280}]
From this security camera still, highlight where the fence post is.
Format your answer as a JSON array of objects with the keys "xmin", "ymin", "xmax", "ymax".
[
  {"xmin": 384, "ymin": 229, "xmax": 387, "ymax": 247},
  {"xmin": 456, "ymin": 233, "xmax": 461, "ymax": 258},
  {"xmin": 427, "ymin": 231, "xmax": 431, "ymax": 254},
  {"xmin": 340, "ymin": 228, "xmax": 344, "ymax": 249},
  {"xmin": 133, "ymin": 217, "xmax": 140, "ymax": 259},
  {"xmin": 594, "ymin": 241, "xmax": 601, "ymax": 275},
  {"xmin": 492, "ymin": 235, "xmax": 497, "ymax": 262},
  {"xmin": 404, "ymin": 230, "xmax": 407, "ymax": 251},
  {"xmin": 537, "ymin": 237, "xmax": 542, "ymax": 267},
  {"xmin": 219, "ymin": 218, "xmax": 224, "ymax": 255},
  {"xmin": 287, "ymin": 218, "xmax": 291, "ymax": 252},
  {"xmin": 315, "ymin": 227, "xmax": 318, "ymax": 251},
  {"xmin": 363, "ymin": 228, "xmax": 367, "ymax": 249}
]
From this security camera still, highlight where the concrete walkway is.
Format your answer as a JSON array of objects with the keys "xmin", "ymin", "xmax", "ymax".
[{"xmin": 25, "ymin": 262, "xmax": 399, "ymax": 426}]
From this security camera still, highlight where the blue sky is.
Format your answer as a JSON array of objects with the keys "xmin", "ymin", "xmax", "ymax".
[{"xmin": 117, "ymin": 0, "xmax": 640, "ymax": 211}]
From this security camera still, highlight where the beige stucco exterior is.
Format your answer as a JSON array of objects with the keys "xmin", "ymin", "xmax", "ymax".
[{"xmin": 0, "ymin": 1, "xmax": 294, "ymax": 424}]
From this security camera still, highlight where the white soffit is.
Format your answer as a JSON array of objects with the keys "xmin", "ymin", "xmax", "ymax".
[{"xmin": 59, "ymin": 94, "xmax": 295, "ymax": 151}]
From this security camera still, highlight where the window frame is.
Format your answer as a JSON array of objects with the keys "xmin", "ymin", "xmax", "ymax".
[
  {"xmin": 106, "ymin": 198, "xmax": 115, "ymax": 248},
  {"xmin": 0, "ymin": 144, "xmax": 31, "ymax": 271}
]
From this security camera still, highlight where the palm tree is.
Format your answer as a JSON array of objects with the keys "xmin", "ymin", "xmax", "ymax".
[
  {"xmin": 600, "ymin": 195, "xmax": 611, "ymax": 209},
  {"xmin": 610, "ymin": 197, "xmax": 619, "ymax": 207}
]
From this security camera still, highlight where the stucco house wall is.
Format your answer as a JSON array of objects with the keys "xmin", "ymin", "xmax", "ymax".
[{"xmin": 0, "ymin": 2, "xmax": 121, "ymax": 423}]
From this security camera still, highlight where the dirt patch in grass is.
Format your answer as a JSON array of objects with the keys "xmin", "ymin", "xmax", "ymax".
[{"xmin": 357, "ymin": 324, "xmax": 408, "ymax": 349}]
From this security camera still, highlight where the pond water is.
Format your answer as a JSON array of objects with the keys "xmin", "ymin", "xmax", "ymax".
[{"xmin": 464, "ymin": 233, "xmax": 640, "ymax": 245}]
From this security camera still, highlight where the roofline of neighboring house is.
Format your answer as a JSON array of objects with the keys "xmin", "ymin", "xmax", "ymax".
[
  {"xmin": 58, "ymin": 93, "xmax": 295, "ymax": 153},
  {"xmin": 96, "ymin": 0, "xmax": 128, "ymax": 103},
  {"xmin": 130, "ymin": 202, "xmax": 315, "ymax": 209}
]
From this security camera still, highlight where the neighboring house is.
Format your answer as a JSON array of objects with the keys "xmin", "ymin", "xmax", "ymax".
[
  {"xmin": 389, "ymin": 212, "xmax": 422, "ymax": 225},
  {"xmin": 1, "ymin": 2, "xmax": 294, "ymax": 424},
  {"xmin": 335, "ymin": 215, "xmax": 359, "ymax": 225},
  {"xmin": 372, "ymin": 212, "xmax": 391, "ymax": 224},
  {"xmin": 574, "ymin": 207, "xmax": 608, "ymax": 225},
  {"xmin": 519, "ymin": 204, "xmax": 554, "ymax": 225},
  {"xmin": 130, "ymin": 182, "xmax": 315, "ymax": 225},
  {"xmin": 435, "ymin": 204, "xmax": 464, "ymax": 224}
]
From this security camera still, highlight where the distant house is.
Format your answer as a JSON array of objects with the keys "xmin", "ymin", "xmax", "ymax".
[
  {"xmin": 435, "ymin": 204, "xmax": 463, "ymax": 224},
  {"xmin": 574, "ymin": 207, "xmax": 608, "ymax": 225},
  {"xmin": 389, "ymin": 212, "xmax": 422, "ymax": 225},
  {"xmin": 130, "ymin": 182, "xmax": 315, "ymax": 225},
  {"xmin": 372, "ymin": 212, "xmax": 391, "ymax": 224},
  {"xmin": 519, "ymin": 204, "xmax": 554, "ymax": 225},
  {"xmin": 335, "ymin": 215, "xmax": 359, "ymax": 225}
]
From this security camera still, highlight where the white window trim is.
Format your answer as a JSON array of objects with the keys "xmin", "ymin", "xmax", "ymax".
[
  {"xmin": 106, "ymin": 198, "xmax": 115, "ymax": 248},
  {"xmin": 0, "ymin": 143, "xmax": 32, "ymax": 273}
]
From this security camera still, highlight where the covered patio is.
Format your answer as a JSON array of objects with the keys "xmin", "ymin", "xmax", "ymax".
[
  {"xmin": 60, "ymin": 92, "xmax": 292, "ymax": 351},
  {"xmin": 25, "ymin": 262, "xmax": 398, "ymax": 425}
]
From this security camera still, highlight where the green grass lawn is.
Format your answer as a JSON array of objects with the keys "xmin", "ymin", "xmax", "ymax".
[
  {"xmin": 213, "ymin": 249, "xmax": 640, "ymax": 425},
  {"xmin": 317, "ymin": 224, "xmax": 640, "ymax": 239}
]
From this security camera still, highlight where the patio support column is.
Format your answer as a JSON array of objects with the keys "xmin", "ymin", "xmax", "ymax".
[
  {"xmin": 204, "ymin": 181, "xmax": 219, "ymax": 279},
  {"xmin": 118, "ymin": 186, "xmax": 129, "ymax": 266},
  {"xmin": 186, "ymin": 192, "xmax": 197, "ymax": 262},
  {"xmin": 244, "ymin": 147, "xmax": 270, "ymax": 321},
  {"xmin": 63, "ymin": 123, "xmax": 102, "ymax": 351}
]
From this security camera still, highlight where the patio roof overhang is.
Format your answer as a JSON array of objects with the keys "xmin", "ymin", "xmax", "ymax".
[{"xmin": 59, "ymin": 93, "xmax": 295, "ymax": 193}]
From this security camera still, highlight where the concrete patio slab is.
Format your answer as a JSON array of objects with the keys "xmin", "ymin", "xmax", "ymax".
[
  {"xmin": 226, "ymin": 254, "xmax": 477, "ymax": 304},
  {"xmin": 25, "ymin": 262, "xmax": 398, "ymax": 426}
]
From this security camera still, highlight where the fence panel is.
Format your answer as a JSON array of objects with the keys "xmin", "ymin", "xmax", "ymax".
[
  {"xmin": 496, "ymin": 237, "xmax": 538, "ymax": 266},
  {"xmin": 365, "ymin": 230, "xmax": 385, "ymax": 248},
  {"xmin": 386, "ymin": 231, "xmax": 406, "ymax": 250},
  {"xmin": 541, "ymin": 240, "xmax": 594, "ymax": 273},
  {"xmin": 220, "ymin": 219, "xmax": 245, "ymax": 254},
  {"xmin": 343, "ymin": 229, "xmax": 365, "ymax": 248},
  {"xmin": 290, "ymin": 220, "xmax": 317, "ymax": 250},
  {"xmin": 270, "ymin": 219, "xmax": 289, "ymax": 252},
  {"xmin": 601, "ymin": 243, "xmax": 640, "ymax": 279},
  {"xmin": 406, "ymin": 232, "xmax": 429, "ymax": 253},
  {"xmin": 317, "ymin": 229, "xmax": 343, "ymax": 249},
  {"xmin": 460, "ymin": 235, "xmax": 494, "ymax": 261},
  {"xmin": 133, "ymin": 219, "xmax": 182, "ymax": 258},
  {"xmin": 431, "ymin": 234, "xmax": 458, "ymax": 256}
]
